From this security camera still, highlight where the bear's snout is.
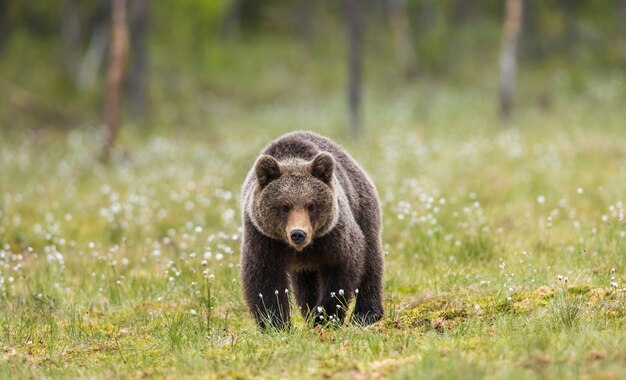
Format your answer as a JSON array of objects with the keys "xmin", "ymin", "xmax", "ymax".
[
  {"xmin": 290, "ymin": 229, "xmax": 307, "ymax": 244},
  {"xmin": 285, "ymin": 208, "xmax": 312, "ymax": 249}
]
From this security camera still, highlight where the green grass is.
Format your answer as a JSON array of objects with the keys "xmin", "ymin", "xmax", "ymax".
[{"xmin": 1, "ymin": 32, "xmax": 626, "ymax": 379}]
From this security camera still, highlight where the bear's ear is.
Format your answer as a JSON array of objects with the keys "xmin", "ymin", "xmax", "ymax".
[
  {"xmin": 255, "ymin": 155, "xmax": 281, "ymax": 189},
  {"xmin": 309, "ymin": 152, "xmax": 334, "ymax": 184}
]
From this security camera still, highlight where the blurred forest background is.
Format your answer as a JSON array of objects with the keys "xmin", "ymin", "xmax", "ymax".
[{"xmin": 1, "ymin": 0, "xmax": 625, "ymax": 156}]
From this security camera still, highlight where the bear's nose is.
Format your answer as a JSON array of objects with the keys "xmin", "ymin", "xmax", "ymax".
[{"xmin": 290, "ymin": 229, "xmax": 307, "ymax": 244}]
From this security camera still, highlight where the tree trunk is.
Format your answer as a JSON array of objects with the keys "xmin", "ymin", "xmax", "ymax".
[
  {"xmin": 220, "ymin": 0, "xmax": 241, "ymax": 39},
  {"xmin": 498, "ymin": 0, "xmax": 524, "ymax": 120},
  {"xmin": 388, "ymin": 0, "xmax": 416, "ymax": 80},
  {"xmin": 621, "ymin": 0, "xmax": 626, "ymax": 48},
  {"xmin": 60, "ymin": 0, "xmax": 82, "ymax": 85},
  {"xmin": 345, "ymin": 0, "xmax": 364, "ymax": 137},
  {"xmin": 77, "ymin": 25, "xmax": 108, "ymax": 90},
  {"xmin": 129, "ymin": 0, "xmax": 150, "ymax": 119},
  {"xmin": 293, "ymin": 0, "xmax": 315, "ymax": 41},
  {"xmin": 558, "ymin": 0, "xmax": 577, "ymax": 52},
  {"xmin": 0, "ymin": 0, "xmax": 10, "ymax": 54},
  {"xmin": 102, "ymin": 0, "xmax": 129, "ymax": 162}
]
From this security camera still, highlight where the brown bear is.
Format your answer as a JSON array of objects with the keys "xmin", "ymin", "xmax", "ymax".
[{"xmin": 240, "ymin": 131, "xmax": 384, "ymax": 329}]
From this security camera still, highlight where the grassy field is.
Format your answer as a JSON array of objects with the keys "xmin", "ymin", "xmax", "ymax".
[{"xmin": 1, "ymin": 33, "xmax": 626, "ymax": 378}]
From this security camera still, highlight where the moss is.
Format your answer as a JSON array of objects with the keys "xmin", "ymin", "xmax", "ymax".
[
  {"xmin": 567, "ymin": 285, "xmax": 591, "ymax": 295},
  {"xmin": 603, "ymin": 309, "xmax": 626, "ymax": 321},
  {"xmin": 439, "ymin": 308, "xmax": 470, "ymax": 320},
  {"xmin": 485, "ymin": 300, "xmax": 520, "ymax": 316}
]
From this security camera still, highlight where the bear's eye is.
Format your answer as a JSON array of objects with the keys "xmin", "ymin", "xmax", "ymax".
[
  {"xmin": 280, "ymin": 205, "xmax": 290, "ymax": 213},
  {"xmin": 307, "ymin": 204, "xmax": 316, "ymax": 213}
]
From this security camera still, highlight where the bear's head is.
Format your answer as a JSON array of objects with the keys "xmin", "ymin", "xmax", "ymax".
[{"xmin": 250, "ymin": 152, "xmax": 339, "ymax": 250}]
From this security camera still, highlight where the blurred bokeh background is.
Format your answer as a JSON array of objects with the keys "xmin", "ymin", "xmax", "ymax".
[{"xmin": 1, "ymin": 0, "xmax": 624, "ymax": 153}]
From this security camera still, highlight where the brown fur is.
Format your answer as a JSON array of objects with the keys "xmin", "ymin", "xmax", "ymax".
[{"xmin": 240, "ymin": 131, "xmax": 384, "ymax": 328}]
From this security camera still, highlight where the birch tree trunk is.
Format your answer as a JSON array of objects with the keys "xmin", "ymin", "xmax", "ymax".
[
  {"xmin": 345, "ymin": 0, "xmax": 364, "ymax": 137},
  {"xmin": 389, "ymin": 0, "xmax": 416, "ymax": 80},
  {"xmin": 220, "ymin": 0, "xmax": 241, "ymax": 39},
  {"xmin": 102, "ymin": 0, "xmax": 129, "ymax": 162},
  {"xmin": 129, "ymin": 0, "xmax": 150, "ymax": 119},
  {"xmin": 60, "ymin": 0, "xmax": 82, "ymax": 85},
  {"xmin": 498, "ymin": 0, "xmax": 524, "ymax": 120},
  {"xmin": 294, "ymin": 0, "xmax": 315, "ymax": 41}
]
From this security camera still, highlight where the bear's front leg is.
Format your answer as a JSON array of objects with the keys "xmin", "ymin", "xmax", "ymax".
[
  {"xmin": 241, "ymin": 220, "xmax": 290, "ymax": 330},
  {"xmin": 313, "ymin": 267, "xmax": 358, "ymax": 325}
]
